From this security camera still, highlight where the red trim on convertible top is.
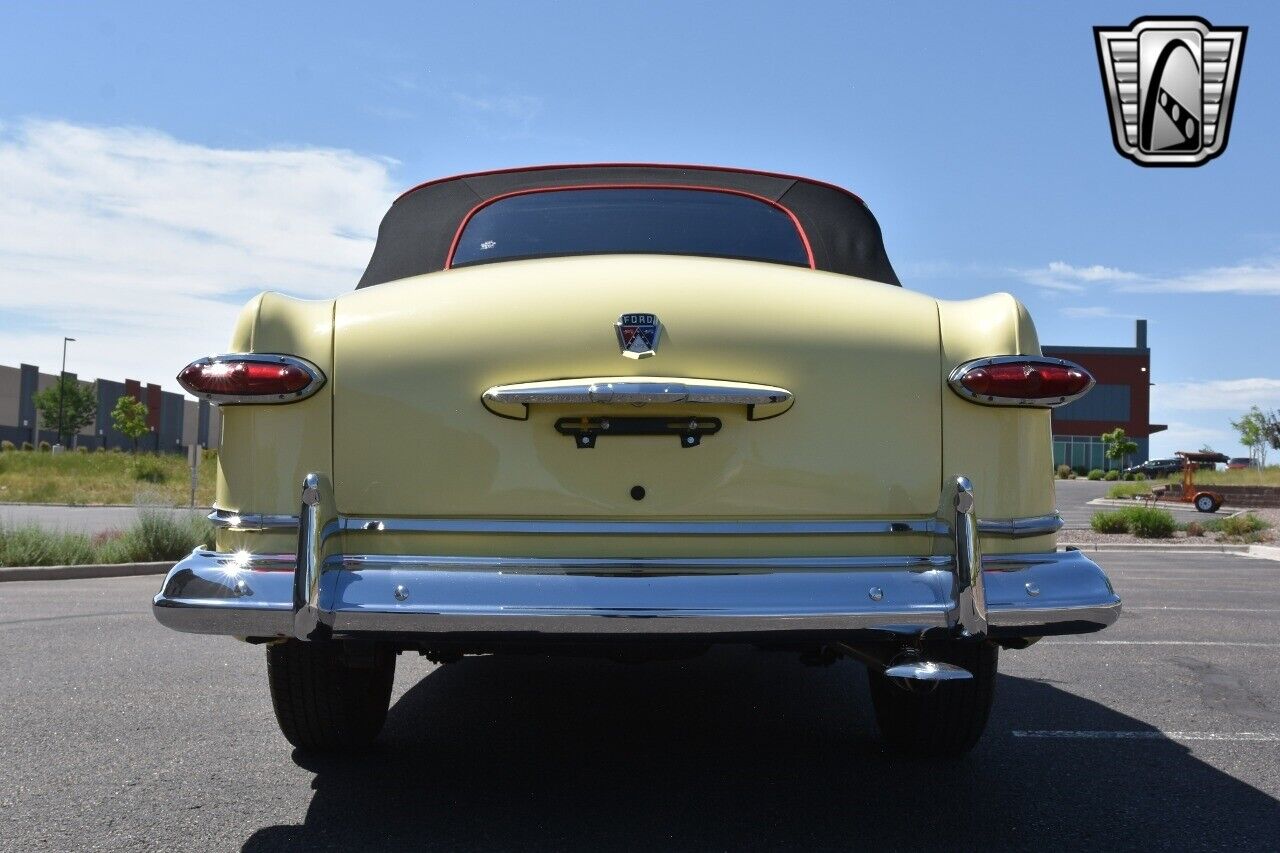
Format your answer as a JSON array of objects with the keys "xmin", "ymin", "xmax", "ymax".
[
  {"xmin": 442, "ymin": 184, "xmax": 817, "ymax": 271},
  {"xmin": 397, "ymin": 162, "xmax": 866, "ymax": 206}
]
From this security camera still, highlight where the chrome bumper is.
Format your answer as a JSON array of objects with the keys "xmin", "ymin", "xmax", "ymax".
[{"xmin": 153, "ymin": 474, "xmax": 1119, "ymax": 642}]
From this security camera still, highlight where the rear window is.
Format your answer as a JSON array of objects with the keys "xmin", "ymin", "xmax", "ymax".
[{"xmin": 449, "ymin": 187, "xmax": 811, "ymax": 268}]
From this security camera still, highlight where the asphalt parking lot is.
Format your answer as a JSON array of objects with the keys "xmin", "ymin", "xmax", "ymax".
[{"xmin": 1, "ymin": 552, "xmax": 1277, "ymax": 851}]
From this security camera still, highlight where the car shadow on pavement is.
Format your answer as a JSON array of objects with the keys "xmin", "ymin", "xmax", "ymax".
[{"xmin": 242, "ymin": 646, "xmax": 1278, "ymax": 852}]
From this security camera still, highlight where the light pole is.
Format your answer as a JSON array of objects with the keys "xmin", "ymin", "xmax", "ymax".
[{"xmin": 54, "ymin": 337, "xmax": 76, "ymax": 452}]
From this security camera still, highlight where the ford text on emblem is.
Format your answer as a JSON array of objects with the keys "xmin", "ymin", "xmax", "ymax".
[
  {"xmin": 615, "ymin": 313, "xmax": 661, "ymax": 359},
  {"xmin": 1095, "ymin": 17, "xmax": 1247, "ymax": 167}
]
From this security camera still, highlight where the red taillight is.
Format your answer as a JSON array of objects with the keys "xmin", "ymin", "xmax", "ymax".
[
  {"xmin": 177, "ymin": 355, "xmax": 323, "ymax": 404},
  {"xmin": 949, "ymin": 357, "xmax": 1093, "ymax": 407}
]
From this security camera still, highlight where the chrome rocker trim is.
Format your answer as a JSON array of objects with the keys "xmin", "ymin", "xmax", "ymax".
[
  {"xmin": 154, "ymin": 475, "xmax": 1120, "ymax": 642},
  {"xmin": 202, "ymin": 512, "xmax": 1063, "ymax": 539}
]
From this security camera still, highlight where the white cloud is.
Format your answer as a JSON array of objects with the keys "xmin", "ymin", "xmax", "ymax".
[
  {"xmin": 1152, "ymin": 378, "xmax": 1280, "ymax": 412},
  {"xmin": 1142, "ymin": 261, "xmax": 1280, "ymax": 296},
  {"xmin": 1019, "ymin": 258, "xmax": 1280, "ymax": 296},
  {"xmin": 1018, "ymin": 260, "xmax": 1142, "ymax": 292},
  {"xmin": 0, "ymin": 120, "xmax": 396, "ymax": 390}
]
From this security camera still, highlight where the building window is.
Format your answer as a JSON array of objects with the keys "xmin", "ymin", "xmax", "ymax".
[{"xmin": 1053, "ymin": 435, "xmax": 1126, "ymax": 471}]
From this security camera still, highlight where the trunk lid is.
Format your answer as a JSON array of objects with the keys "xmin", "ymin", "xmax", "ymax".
[{"xmin": 332, "ymin": 255, "xmax": 942, "ymax": 519}]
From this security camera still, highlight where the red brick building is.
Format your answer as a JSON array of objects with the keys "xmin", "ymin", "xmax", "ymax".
[{"xmin": 1043, "ymin": 320, "xmax": 1165, "ymax": 471}]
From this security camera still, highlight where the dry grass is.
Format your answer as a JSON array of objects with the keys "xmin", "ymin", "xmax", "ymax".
[{"xmin": 0, "ymin": 450, "xmax": 217, "ymax": 506}]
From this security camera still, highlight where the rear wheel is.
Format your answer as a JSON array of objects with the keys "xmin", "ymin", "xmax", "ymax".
[
  {"xmin": 1194, "ymin": 494, "xmax": 1219, "ymax": 513},
  {"xmin": 866, "ymin": 640, "xmax": 997, "ymax": 757},
  {"xmin": 267, "ymin": 640, "xmax": 396, "ymax": 752}
]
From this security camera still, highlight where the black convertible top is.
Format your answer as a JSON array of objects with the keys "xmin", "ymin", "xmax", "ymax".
[{"xmin": 356, "ymin": 164, "xmax": 899, "ymax": 288}]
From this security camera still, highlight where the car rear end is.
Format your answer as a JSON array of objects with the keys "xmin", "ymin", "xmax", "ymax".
[{"xmin": 152, "ymin": 168, "xmax": 1120, "ymax": 754}]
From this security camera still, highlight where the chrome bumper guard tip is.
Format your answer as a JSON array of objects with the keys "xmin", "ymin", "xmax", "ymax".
[{"xmin": 155, "ymin": 473, "xmax": 1119, "ymax": 641}]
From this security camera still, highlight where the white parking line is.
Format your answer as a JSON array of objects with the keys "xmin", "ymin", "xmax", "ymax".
[
  {"xmin": 1044, "ymin": 640, "xmax": 1280, "ymax": 647},
  {"xmin": 1013, "ymin": 730, "xmax": 1280, "ymax": 742},
  {"xmin": 1125, "ymin": 606, "xmax": 1278, "ymax": 614}
]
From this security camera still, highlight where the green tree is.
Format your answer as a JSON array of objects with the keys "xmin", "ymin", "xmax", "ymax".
[
  {"xmin": 1231, "ymin": 406, "xmax": 1273, "ymax": 468},
  {"xmin": 111, "ymin": 395, "xmax": 150, "ymax": 452},
  {"xmin": 32, "ymin": 376, "xmax": 96, "ymax": 447},
  {"xmin": 1101, "ymin": 427, "xmax": 1138, "ymax": 470}
]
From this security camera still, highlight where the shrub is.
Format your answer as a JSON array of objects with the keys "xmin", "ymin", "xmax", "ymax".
[
  {"xmin": 94, "ymin": 446, "xmax": 105, "ymax": 453},
  {"xmin": 1056, "ymin": 464, "xmax": 1073, "ymax": 479},
  {"xmin": 0, "ymin": 525, "xmax": 96, "ymax": 567},
  {"xmin": 0, "ymin": 440, "xmax": 13, "ymax": 452},
  {"xmin": 1185, "ymin": 521, "xmax": 1204, "ymax": 537},
  {"xmin": 1124, "ymin": 506, "xmax": 1175, "ymax": 538},
  {"xmin": 1087, "ymin": 469, "xmax": 1104, "ymax": 480},
  {"xmin": 1134, "ymin": 473, "xmax": 1147, "ymax": 481},
  {"xmin": 130, "ymin": 455, "xmax": 168, "ymax": 483},
  {"xmin": 1104, "ymin": 470, "xmax": 1120, "ymax": 481},
  {"xmin": 20, "ymin": 441, "xmax": 33, "ymax": 451},
  {"xmin": 74, "ymin": 446, "xmax": 88, "ymax": 454},
  {"xmin": 98, "ymin": 510, "xmax": 213, "ymax": 562},
  {"xmin": 38, "ymin": 441, "xmax": 51, "ymax": 452},
  {"xmin": 1091, "ymin": 511, "xmax": 1130, "ymax": 534},
  {"xmin": 109, "ymin": 446, "xmax": 123, "ymax": 454},
  {"xmin": 1218, "ymin": 513, "xmax": 1269, "ymax": 539}
]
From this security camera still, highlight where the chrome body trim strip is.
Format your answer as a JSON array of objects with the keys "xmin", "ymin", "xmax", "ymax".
[
  {"xmin": 207, "ymin": 508, "xmax": 302, "ymax": 531},
  {"xmin": 207, "ymin": 512, "xmax": 1058, "ymax": 538},
  {"xmin": 176, "ymin": 353, "xmax": 326, "ymax": 406},
  {"xmin": 947, "ymin": 355, "xmax": 1096, "ymax": 409},
  {"xmin": 339, "ymin": 517, "xmax": 950, "ymax": 536},
  {"xmin": 482, "ymin": 377, "xmax": 793, "ymax": 407},
  {"xmin": 336, "ymin": 554, "xmax": 953, "ymax": 571},
  {"xmin": 977, "ymin": 513, "xmax": 1064, "ymax": 539}
]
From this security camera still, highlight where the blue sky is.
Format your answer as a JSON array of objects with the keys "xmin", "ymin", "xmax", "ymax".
[{"xmin": 1, "ymin": 1, "xmax": 1277, "ymax": 457}]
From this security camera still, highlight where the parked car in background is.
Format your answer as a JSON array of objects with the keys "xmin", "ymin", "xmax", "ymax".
[
  {"xmin": 154, "ymin": 164, "xmax": 1121, "ymax": 758},
  {"xmin": 1227, "ymin": 457, "xmax": 1258, "ymax": 470},
  {"xmin": 1124, "ymin": 458, "xmax": 1183, "ymax": 478}
]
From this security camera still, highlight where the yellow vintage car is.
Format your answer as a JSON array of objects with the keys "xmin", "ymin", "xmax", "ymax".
[{"xmin": 155, "ymin": 164, "xmax": 1120, "ymax": 756}]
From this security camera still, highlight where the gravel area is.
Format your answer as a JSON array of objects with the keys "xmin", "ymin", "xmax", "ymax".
[{"xmin": 1061, "ymin": 507, "xmax": 1279, "ymax": 547}]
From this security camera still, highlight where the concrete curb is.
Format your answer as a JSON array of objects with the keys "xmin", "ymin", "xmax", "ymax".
[
  {"xmin": 0, "ymin": 561, "xmax": 173, "ymax": 583},
  {"xmin": 1245, "ymin": 544, "xmax": 1280, "ymax": 562},
  {"xmin": 1061, "ymin": 542, "xmax": 1250, "ymax": 554}
]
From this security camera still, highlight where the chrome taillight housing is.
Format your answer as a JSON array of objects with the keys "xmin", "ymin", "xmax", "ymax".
[
  {"xmin": 948, "ymin": 356, "xmax": 1094, "ymax": 408},
  {"xmin": 177, "ymin": 354, "xmax": 325, "ymax": 405}
]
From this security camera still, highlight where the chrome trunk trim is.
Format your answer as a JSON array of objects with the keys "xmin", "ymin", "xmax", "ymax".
[{"xmin": 482, "ymin": 377, "xmax": 793, "ymax": 407}]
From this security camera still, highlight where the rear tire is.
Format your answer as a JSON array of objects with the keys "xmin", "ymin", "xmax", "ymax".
[
  {"xmin": 267, "ymin": 640, "xmax": 396, "ymax": 752},
  {"xmin": 867, "ymin": 641, "xmax": 997, "ymax": 757}
]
